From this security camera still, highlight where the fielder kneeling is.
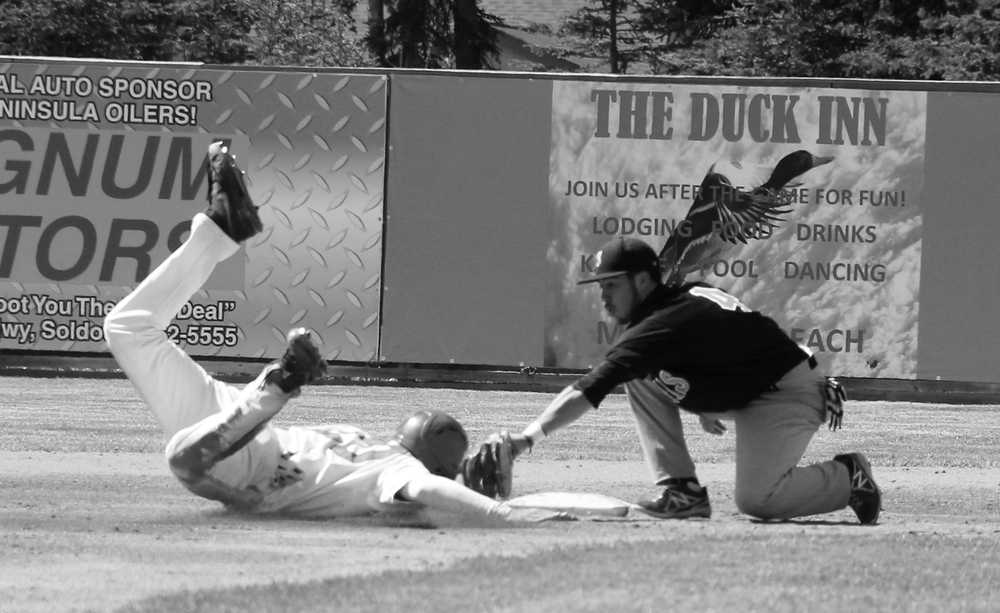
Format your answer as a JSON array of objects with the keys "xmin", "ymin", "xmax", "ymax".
[{"xmin": 103, "ymin": 143, "xmax": 557, "ymax": 524}]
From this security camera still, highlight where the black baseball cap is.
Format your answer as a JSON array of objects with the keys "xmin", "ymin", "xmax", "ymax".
[{"xmin": 578, "ymin": 237, "xmax": 660, "ymax": 284}]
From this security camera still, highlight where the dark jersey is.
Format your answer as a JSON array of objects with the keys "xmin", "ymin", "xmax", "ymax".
[{"xmin": 574, "ymin": 283, "xmax": 809, "ymax": 413}]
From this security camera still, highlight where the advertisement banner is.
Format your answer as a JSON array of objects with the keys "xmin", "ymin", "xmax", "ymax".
[
  {"xmin": 0, "ymin": 61, "xmax": 387, "ymax": 361},
  {"xmin": 546, "ymin": 82, "xmax": 926, "ymax": 377}
]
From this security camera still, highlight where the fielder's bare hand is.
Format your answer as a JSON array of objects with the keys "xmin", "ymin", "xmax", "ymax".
[
  {"xmin": 506, "ymin": 432, "xmax": 533, "ymax": 458},
  {"xmin": 699, "ymin": 415, "xmax": 726, "ymax": 435}
]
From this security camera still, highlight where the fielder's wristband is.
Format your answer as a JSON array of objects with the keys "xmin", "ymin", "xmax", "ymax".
[{"xmin": 522, "ymin": 421, "xmax": 547, "ymax": 449}]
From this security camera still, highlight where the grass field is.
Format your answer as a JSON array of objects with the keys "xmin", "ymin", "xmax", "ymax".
[{"xmin": 2, "ymin": 375, "xmax": 999, "ymax": 613}]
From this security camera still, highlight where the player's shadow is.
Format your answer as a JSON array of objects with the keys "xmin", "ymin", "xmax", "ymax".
[
  {"xmin": 216, "ymin": 507, "xmax": 439, "ymax": 529},
  {"xmin": 749, "ymin": 518, "xmax": 870, "ymax": 526},
  {"xmin": 216, "ymin": 506, "xmax": 536, "ymax": 530}
]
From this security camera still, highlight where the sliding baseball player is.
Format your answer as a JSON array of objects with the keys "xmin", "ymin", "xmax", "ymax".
[{"xmin": 103, "ymin": 142, "xmax": 551, "ymax": 523}]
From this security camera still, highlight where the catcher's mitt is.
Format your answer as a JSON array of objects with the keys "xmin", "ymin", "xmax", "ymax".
[{"xmin": 460, "ymin": 431, "xmax": 514, "ymax": 499}]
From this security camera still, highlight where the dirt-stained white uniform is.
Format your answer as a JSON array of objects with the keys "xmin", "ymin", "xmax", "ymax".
[{"xmin": 104, "ymin": 213, "xmax": 429, "ymax": 517}]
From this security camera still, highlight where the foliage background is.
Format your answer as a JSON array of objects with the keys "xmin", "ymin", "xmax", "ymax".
[{"xmin": 3, "ymin": 0, "xmax": 1000, "ymax": 79}]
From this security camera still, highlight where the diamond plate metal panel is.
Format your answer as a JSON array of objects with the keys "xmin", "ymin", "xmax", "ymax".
[{"xmin": 0, "ymin": 60, "xmax": 386, "ymax": 362}]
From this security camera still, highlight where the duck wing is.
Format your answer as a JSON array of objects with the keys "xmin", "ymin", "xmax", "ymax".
[
  {"xmin": 713, "ymin": 184, "xmax": 793, "ymax": 244},
  {"xmin": 658, "ymin": 172, "xmax": 735, "ymax": 283},
  {"xmin": 658, "ymin": 152, "xmax": 833, "ymax": 283},
  {"xmin": 712, "ymin": 150, "xmax": 833, "ymax": 244}
]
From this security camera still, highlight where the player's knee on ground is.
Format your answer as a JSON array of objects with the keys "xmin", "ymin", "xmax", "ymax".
[
  {"xmin": 165, "ymin": 428, "xmax": 220, "ymax": 482},
  {"xmin": 165, "ymin": 433, "xmax": 258, "ymax": 508},
  {"xmin": 734, "ymin": 489, "xmax": 787, "ymax": 520},
  {"xmin": 167, "ymin": 443, "xmax": 204, "ymax": 482}
]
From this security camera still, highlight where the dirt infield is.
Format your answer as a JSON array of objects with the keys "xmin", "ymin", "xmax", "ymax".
[{"xmin": 2, "ymin": 376, "xmax": 999, "ymax": 612}]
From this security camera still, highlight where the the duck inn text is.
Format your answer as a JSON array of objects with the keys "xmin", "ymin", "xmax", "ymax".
[{"xmin": 589, "ymin": 89, "xmax": 889, "ymax": 146}]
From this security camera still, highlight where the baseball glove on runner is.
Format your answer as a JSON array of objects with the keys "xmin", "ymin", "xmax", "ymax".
[{"xmin": 460, "ymin": 431, "xmax": 514, "ymax": 499}]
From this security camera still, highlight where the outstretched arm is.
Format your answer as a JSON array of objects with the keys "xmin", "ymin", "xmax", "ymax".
[
  {"xmin": 461, "ymin": 381, "xmax": 601, "ymax": 500},
  {"xmin": 398, "ymin": 472, "xmax": 568, "ymax": 523},
  {"xmin": 511, "ymin": 384, "xmax": 595, "ymax": 455}
]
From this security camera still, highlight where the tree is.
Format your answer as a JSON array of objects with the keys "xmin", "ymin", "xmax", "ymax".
[
  {"xmin": 0, "ymin": 0, "xmax": 253, "ymax": 62},
  {"xmin": 0, "ymin": 0, "xmax": 137, "ymax": 59},
  {"xmin": 0, "ymin": 0, "xmax": 368, "ymax": 66},
  {"xmin": 243, "ymin": 0, "xmax": 373, "ymax": 67},
  {"xmin": 691, "ymin": 0, "xmax": 873, "ymax": 77},
  {"xmin": 841, "ymin": 0, "xmax": 1000, "ymax": 80},
  {"xmin": 365, "ymin": 0, "xmax": 499, "ymax": 69},
  {"xmin": 387, "ymin": 0, "xmax": 451, "ymax": 67},
  {"xmin": 454, "ymin": 0, "xmax": 499, "ymax": 69},
  {"xmin": 631, "ymin": 0, "xmax": 732, "ymax": 72},
  {"xmin": 555, "ymin": 0, "xmax": 731, "ymax": 74},
  {"xmin": 635, "ymin": 0, "xmax": 731, "ymax": 44},
  {"xmin": 562, "ymin": 0, "xmax": 642, "ymax": 73},
  {"xmin": 117, "ymin": 0, "xmax": 185, "ymax": 60},
  {"xmin": 170, "ymin": 0, "xmax": 255, "ymax": 63},
  {"xmin": 367, "ymin": 0, "xmax": 390, "ymax": 64},
  {"xmin": 651, "ymin": 0, "xmax": 1000, "ymax": 81}
]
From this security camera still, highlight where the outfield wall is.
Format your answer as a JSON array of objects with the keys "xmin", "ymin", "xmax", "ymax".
[
  {"xmin": 0, "ymin": 60, "xmax": 387, "ymax": 363},
  {"xmin": 1, "ymin": 58, "xmax": 998, "ymax": 383}
]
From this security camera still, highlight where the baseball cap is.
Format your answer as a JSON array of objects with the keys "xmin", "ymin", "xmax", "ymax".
[{"xmin": 578, "ymin": 236, "xmax": 660, "ymax": 284}]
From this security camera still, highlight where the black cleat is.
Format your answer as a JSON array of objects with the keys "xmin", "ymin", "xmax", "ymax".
[
  {"xmin": 835, "ymin": 452, "xmax": 882, "ymax": 524},
  {"xmin": 206, "ymin": 141, "xmax": 262, "ymax": 243},
  {"xmin": 265, "ymin": 328, "xmax": 327, "ymax": 394},
  {"xmin": 636, "ymin": 477, "xmax": 711, "ymax": 519}
]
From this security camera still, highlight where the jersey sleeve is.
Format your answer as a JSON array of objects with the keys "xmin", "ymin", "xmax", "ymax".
[
  {"xmin": 573, "ymin": 360, "xmax": 625, "ymax": 408},
  {"xmin": 574, "ymin": 319, "xmax": 676, "ymax": 407},
  {"xmin": 371, "ymin": 453, "xmax": 433, "ymax": 508}
]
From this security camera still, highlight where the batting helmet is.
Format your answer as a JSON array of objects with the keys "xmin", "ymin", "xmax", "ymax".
[{"xmin": 394, "ymin": 410, "xmax": 469, "ymax": 479}]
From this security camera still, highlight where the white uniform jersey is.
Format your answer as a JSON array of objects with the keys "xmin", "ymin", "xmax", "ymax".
[{"xmin": 212, "ymin": 423, "xmax": 432, "ymax": 518}]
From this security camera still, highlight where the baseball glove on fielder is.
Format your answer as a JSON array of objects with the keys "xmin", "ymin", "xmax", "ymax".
[
  {"xmin": 824, "ymin": 377, "xmax": 847, "ymax": 431},
  {"xmin": 460, "ymin": 431, "xmax": 514, "ymax": 499}
]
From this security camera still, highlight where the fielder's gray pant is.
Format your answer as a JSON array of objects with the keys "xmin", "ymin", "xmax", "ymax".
[{"xmin": 627, "ymin": 360, "xmax": 851, "ymax": 519}]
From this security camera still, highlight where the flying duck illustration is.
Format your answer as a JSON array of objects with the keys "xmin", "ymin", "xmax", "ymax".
[{"xmin": 658, "ymin": 150, "xmax": 833, "ymax": 285}]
